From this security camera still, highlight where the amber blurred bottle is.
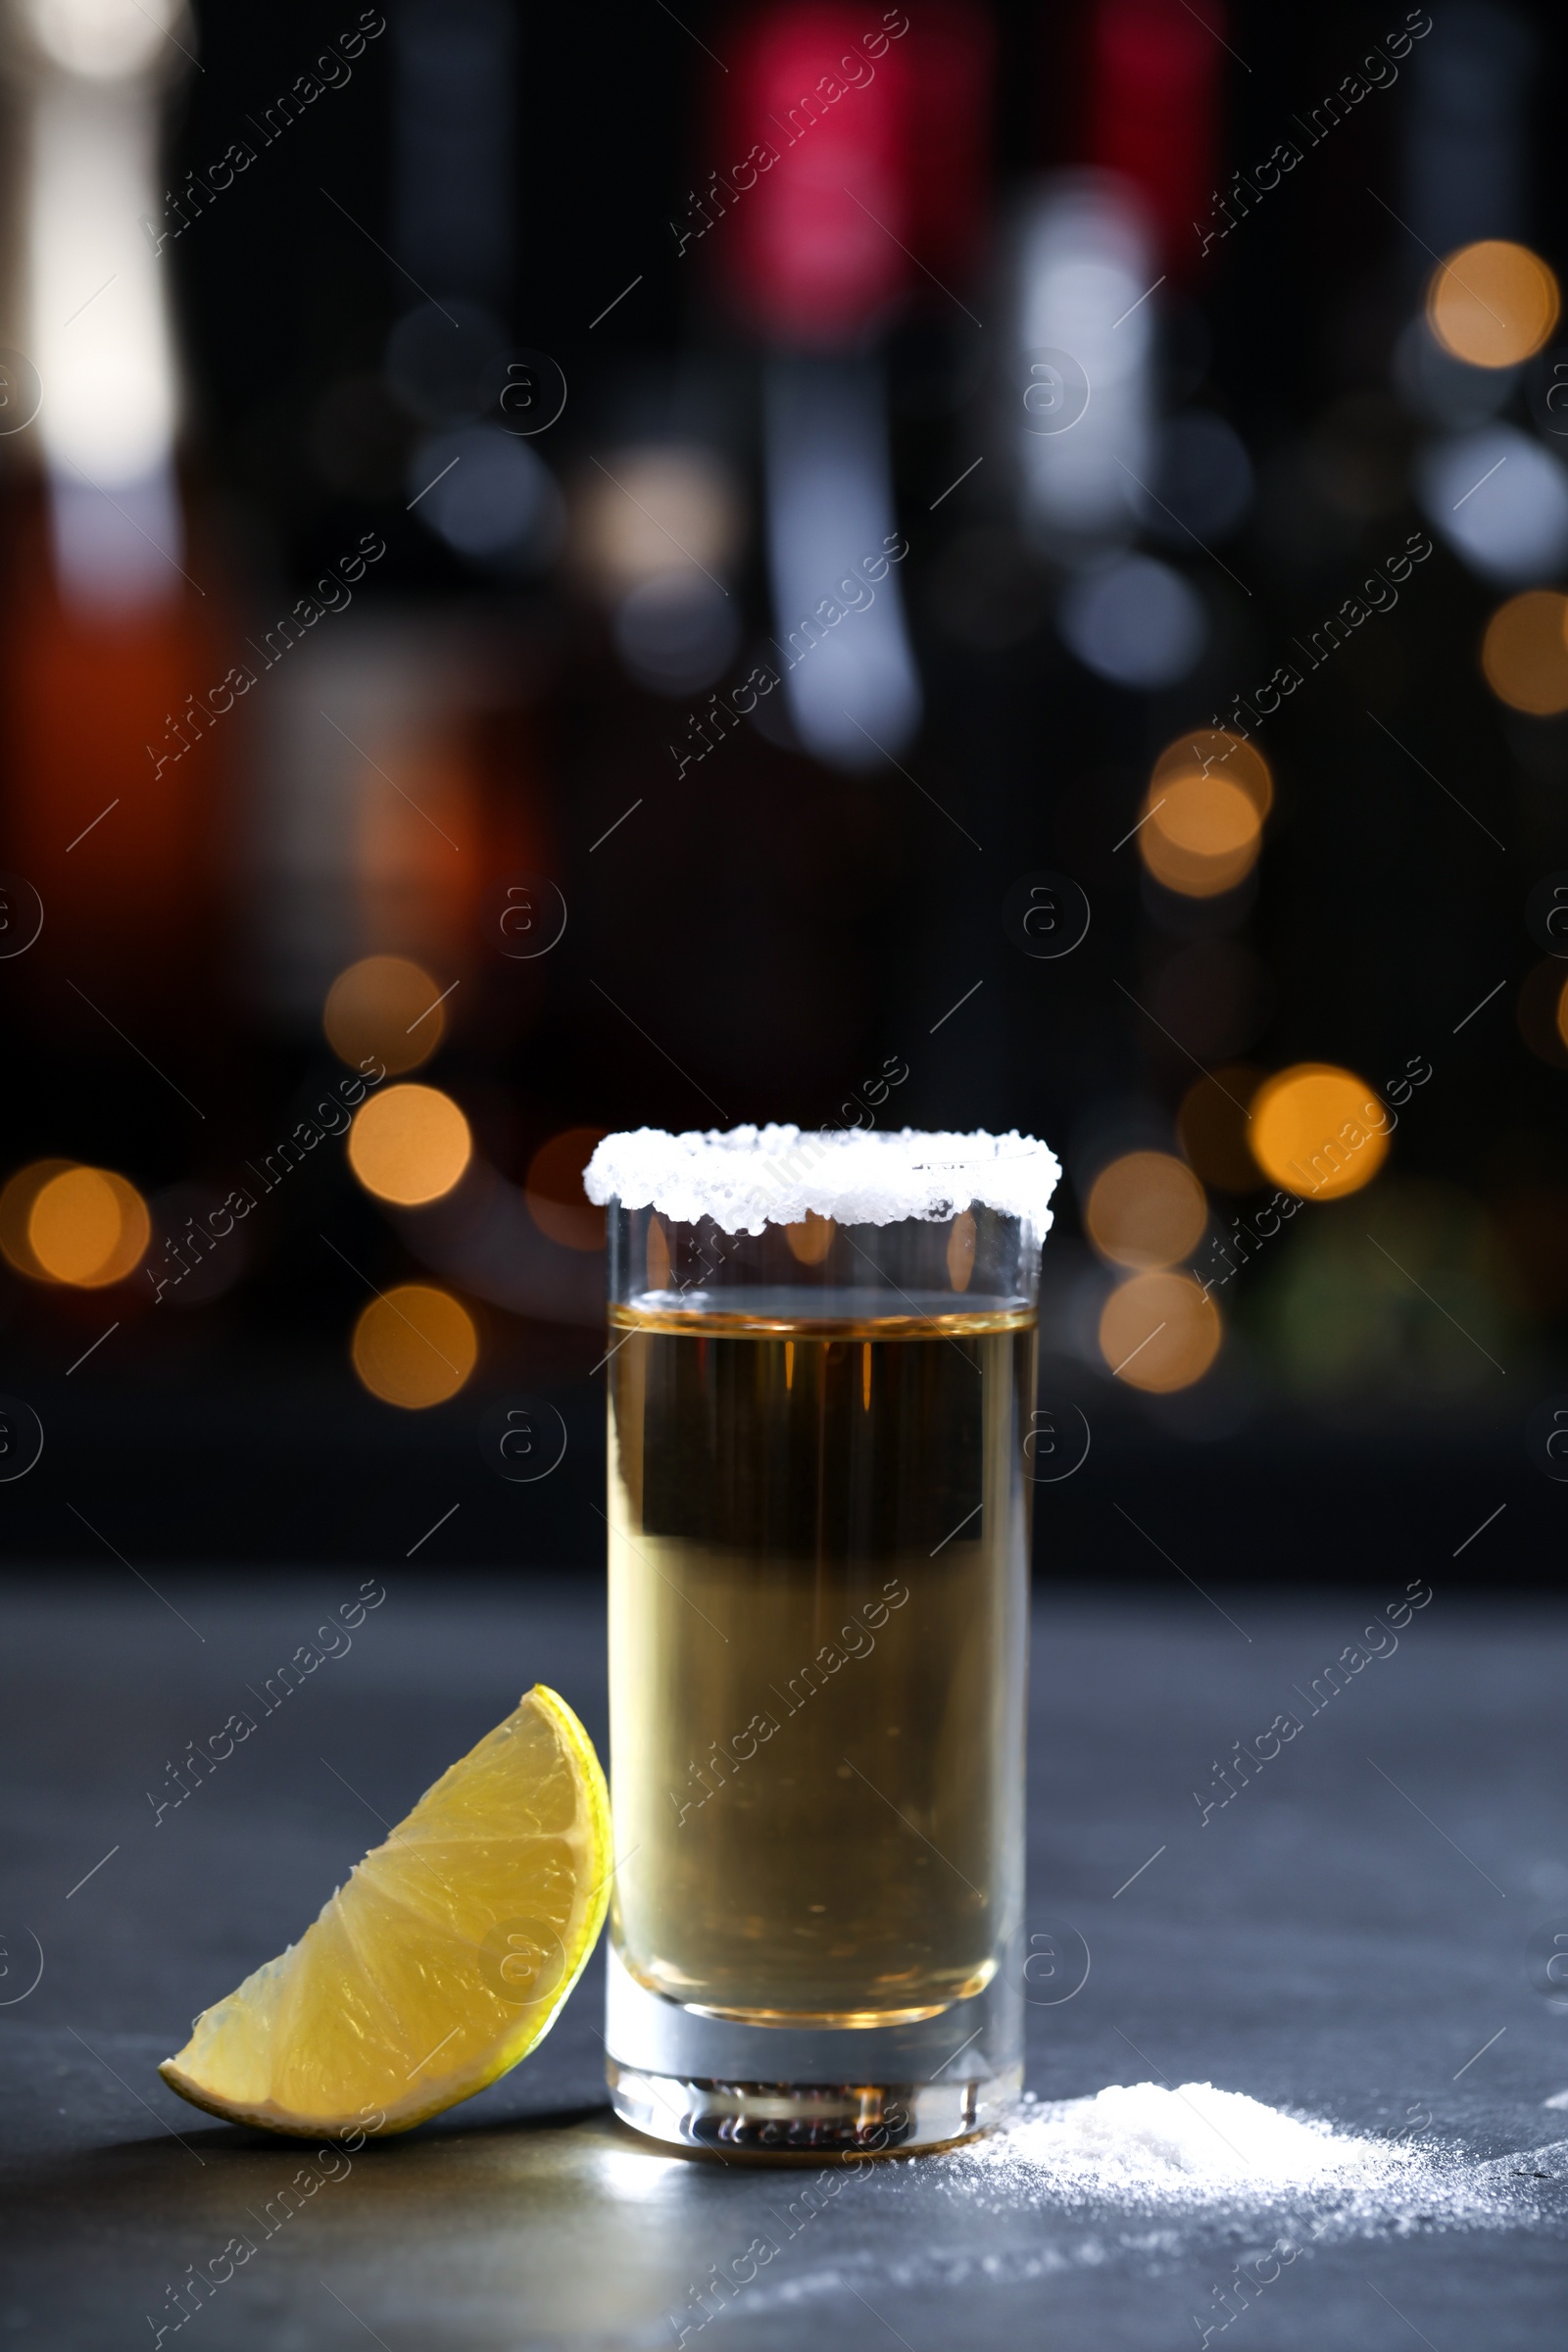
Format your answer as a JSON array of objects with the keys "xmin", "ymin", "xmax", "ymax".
[{"xmin": 0, "ymin": 0, "xmax": 233, "ymax": 1043}]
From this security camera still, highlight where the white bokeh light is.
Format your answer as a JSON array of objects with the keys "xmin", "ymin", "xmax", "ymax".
[
  {"xmin": 1417, "ymin": 424, "xmax": 1568, "ymax": 585},
  {"xmin": 1058, "ymin": 555, "xmax": 1207, "ymax": 690}
]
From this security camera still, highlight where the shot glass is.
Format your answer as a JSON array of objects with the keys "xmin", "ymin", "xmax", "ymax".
[{"xmin": 585, "ymin": 1126, "xmax": 1059, "ymax": 2155}]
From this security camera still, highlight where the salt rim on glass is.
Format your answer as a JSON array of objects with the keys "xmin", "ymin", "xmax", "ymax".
[{"xmin": 582, "ymin": 1124, "xmax": 1062, "ymax": 1244}]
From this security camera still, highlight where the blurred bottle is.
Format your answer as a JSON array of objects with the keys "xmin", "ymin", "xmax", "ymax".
[
  {"xmin": 906, "ymin": 1, "xmax": 995, "ymax": 301},
  {"xmin": 251, "ymin": 0, "xmax": 558, "ymax": 1054},
  {"xmin": 1012, "ymin": 0, "xmax": 1228, "ymax": 689},
  {"xmin": 713, "ymin": 2, "xmax": 980, "ymax": 769},
  {"xmin": 0, "ymin": 0, "xmax": 227, "ymax": 1029},
  {"xmin": 243, "ymin": 613, "xmax": 551, "ymax": 1035},
  {"xmin": 1087, "ymin": 0, "xmax": 1225, "ymax": 285}
]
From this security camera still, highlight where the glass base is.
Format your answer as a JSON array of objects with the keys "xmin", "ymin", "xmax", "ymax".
[
  {"xmin": 607, "ymin": 2059, "xmax": 1022, "ymax": 2157},
  {"xmin": 604, "ymin": 1942, "xmax": 1023, "ymax": 2157}
]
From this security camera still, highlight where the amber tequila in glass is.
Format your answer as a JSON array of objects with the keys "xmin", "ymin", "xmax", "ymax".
[{"xmin": 587, "ymin": 1129, "xmax": 1057, "ymax": 2155}]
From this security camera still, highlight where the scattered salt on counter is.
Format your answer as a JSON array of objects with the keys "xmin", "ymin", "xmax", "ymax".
[
  {"xmin": 951, "ymin": 2082, "xmax": 1567, "ymax": 2230},
  {"xmin": 960, "ymin": 2082, "xmax": 1396, "ymax": 2206},
  {"xmin": 722, "ymin": 2085, "xmax": 1566, "ymax": 2325}
]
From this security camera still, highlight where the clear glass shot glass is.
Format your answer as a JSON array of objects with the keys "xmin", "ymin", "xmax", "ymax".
[{"xmin": 591, "ymin": 1128, "xmax": 1055, "ymax": 2156}]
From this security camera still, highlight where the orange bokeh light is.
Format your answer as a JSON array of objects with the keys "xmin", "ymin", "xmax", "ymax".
[
  {"xmin": 0, "ymin": 1158, "xmax": 75, "ymax": 1280},
  {"xmin": 347, "ymin": 1084, "xmax": 472, "ymax": 1205},
  {"xmin": 1250, "ymin": 1064, "xmax": 1391, "ymax": 1201},
  {"xmin": 1152, "ymin": 729, "xmax": 1273, "ymax": 820},
  {"xmin": 1099, "ymin": 1271, "xmax": 1221, "ymax": 1392},
  {"xmin": 1140, "ymin": 770, "xmax": 1262, "ymax": 897},
  {"xmin": 5, "ymin": 1161, "xmax": 150, "ymax": 1287},
  {"xmin": 1085, "ymin": 1152, "xmax": 1207, "ymax": 1270},
  {"xmin": 1480, "ymin": 592, "xmax": 1568, "ymax": 716},
  {"xmin": 351, "ymin": 1284, "xmax": 477, "ymax": 1407},
  {"xmin": 1427, "ymin": 239, "xmax": 1560, "ymax": 368},
  {"xmin": 1516, "ymin": 961, "xmax": 1568, "ymax": 1068},
  {"xmin": 323, "ymin": 956, "xmax": 448, "ymax": 1077}
]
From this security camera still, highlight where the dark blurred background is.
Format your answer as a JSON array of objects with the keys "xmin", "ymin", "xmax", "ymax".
[{"xmin": 0, "ymin": 0, "xmax": 1564, "ymax": 1579}]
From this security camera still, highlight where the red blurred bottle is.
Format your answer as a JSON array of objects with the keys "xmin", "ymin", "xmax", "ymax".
[
  {"xmin": 1088, "ymin": 0, "xmax": 1225, "ymax": 279},
  {"xmin": 905, "ymin": 2, "xmax": 995, "ymax": 295},
  {"xmin": 715, "ymin": 5, "xmax": 915, "ymax": 348}
]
